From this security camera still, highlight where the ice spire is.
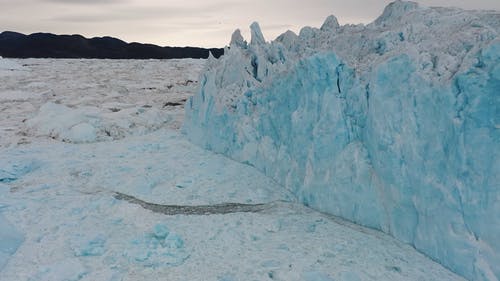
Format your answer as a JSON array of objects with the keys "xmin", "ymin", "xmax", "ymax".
[
  {"xmin": 276, "ymin": 30, "xmax": 298, "ymax": 50},
  {"xmin": 374, "ymin": 0, "xmax": 419, "ymax": 26},
  {"xmin": 320, "ymin": 15, "xmax": 340, "ymax": 31},
  {"xmin": 230, "ymin": 29, "xmax": 247, "ymax": 48},
  {"xmin": 207, "ymin": 50, "xmax": 217, "ymax": 65},
  {"xmin": 250, "ymin": 22, "xmax": 265, "ymax": 46}
]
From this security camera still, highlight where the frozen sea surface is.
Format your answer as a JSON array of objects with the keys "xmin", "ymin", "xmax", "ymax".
[{"xmin": 0, "ymin": 58, "xmax": 465, "ymax": 281}]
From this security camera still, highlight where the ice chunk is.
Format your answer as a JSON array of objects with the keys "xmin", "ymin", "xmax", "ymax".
[
  {"xmin": 153, "ymin": 224, "xmax": 170, "ymax": 240},
  {"xmin": 125, "ymin": 224, "xmax": 189, "ymax": 267},
  {"xmin": 230, "ymin": 29, "xmax": 247, "ymax": 49},
  {"xmin": 66, "ymin": 123, "xmax": 98, "ymax": 143},
  {"xmin": 163, "ymin": 233, "xmax": 184, "ymax": 249},
  {"xmin": 250, "ymin": 22, "xmax": 265, "ymax": 46},
  {"xmin": 71, "ymin": 234, "xmax": 107, "ymax": 257}
]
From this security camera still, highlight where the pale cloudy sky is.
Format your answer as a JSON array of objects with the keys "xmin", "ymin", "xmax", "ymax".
[{"xmin": 1, "ymin": 0, "xmax": 499, "ymax": 47}]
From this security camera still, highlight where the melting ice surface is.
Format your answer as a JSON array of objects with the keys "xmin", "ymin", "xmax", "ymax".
[{"xmin": 185, "ymin": 1, "xmax": 500, "ymax": 280}]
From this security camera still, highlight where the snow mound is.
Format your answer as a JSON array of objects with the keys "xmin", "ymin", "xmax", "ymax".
[
  {"xmin": 25, "ymin": 102, "xmax": 175, "ymax": 143},
  {"xmin": 184, "ymin": 1, "xmax": 500, "ymax": 280}
]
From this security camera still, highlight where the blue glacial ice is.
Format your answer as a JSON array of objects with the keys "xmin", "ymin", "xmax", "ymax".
[
  {"xmin": 184, "ymin": 1, "xmax": 500, "ymax": 280},
  {"xmin": 0, "ymin": 214, "xmax": 23, "ymax": 271},
  {"xmin": 125, "ymin": 224, "xmax": 189, "ymax": 267},
  {"xmin": 0, "ymin": 160, "xmax": 39, "ymax": 183},
  {"xmin": 70, "ymin": 234, "xmax": 107, "ymax": 257}
]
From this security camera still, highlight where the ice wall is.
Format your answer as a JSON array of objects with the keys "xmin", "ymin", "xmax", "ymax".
[{"xmin": 184, "ymin": 1, "xmax": 500, "ymax": 280}]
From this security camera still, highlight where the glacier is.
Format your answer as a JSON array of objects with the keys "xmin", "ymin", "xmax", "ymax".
[
  {"xmin": 184, "ymin": 1, "xmax": 500, "ymax": 280},
  {"xmin": 0, "ymin": 57, "xmax": 470, "ymax": 280}
]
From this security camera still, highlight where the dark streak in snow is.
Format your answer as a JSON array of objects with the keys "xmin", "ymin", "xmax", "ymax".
[{"xmin": 114, "ymin": 192, "xmax": 272, "ymax": 215}]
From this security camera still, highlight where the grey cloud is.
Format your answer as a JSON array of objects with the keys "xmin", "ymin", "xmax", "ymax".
[
  {"xmin": 49, "ymin": 8, "xmax": 189, "ymax": 23},
  {"xmin": 42, "ymin": 0, "xmax": 127, "ymax": 4},
  {"xmin": 2, "ymin": 0, "xmax": 499, "ymax": 48},
  {"xmin": 261, "ymin": 24, "xmax": 294, "ymax": 30},
  {"xmin": 258, "ymin": 24, "xmax": 295, "ymax": 38},
  {"xmin": 48, "ymin": 1, "xmax": 237, "ymax": 23}
]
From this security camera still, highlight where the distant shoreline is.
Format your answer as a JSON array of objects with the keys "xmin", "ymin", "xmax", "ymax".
[{"xmin": 0, "ymin": 31, "xmax": 224, "ymax": 59}]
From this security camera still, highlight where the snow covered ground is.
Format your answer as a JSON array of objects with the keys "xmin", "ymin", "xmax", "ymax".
[
  {"xmin": 0, "ymin": 58, "xmax": 202, "ymax": 147},
  {"xmin": 0, "ymin": 58, "xmax": 466, "ymax": 281}
]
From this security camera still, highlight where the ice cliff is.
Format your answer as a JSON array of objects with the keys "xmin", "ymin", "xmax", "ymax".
[{"xmin": 184, "ymin": 1, "xmax": 500, "ymax": 280}]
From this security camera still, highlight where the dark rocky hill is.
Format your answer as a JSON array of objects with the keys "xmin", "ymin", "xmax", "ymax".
[{"xmin": 0, "ymin": 31, "xmax": 224, "ymax": 59}]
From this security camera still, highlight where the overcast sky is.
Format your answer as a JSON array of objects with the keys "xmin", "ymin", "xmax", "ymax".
[{"xmin": 1, "ymin": 0, "xmax": 499, "ymax": 47}]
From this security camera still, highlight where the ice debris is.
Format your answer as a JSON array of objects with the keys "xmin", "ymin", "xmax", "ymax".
[
  {"xmin": 125, "ymin": 224, "xmax": 189, "ymax": 267},
  {"xmin": 71, "ymin": 234, "xmax": 107, "ymax": 257},
  {"xmin": 25, "ymin": 102, "xmax": 173, "ymax": 143},
  {"xmin": 250, "ymin": 22, "xmax": 266, "ymax": 46},
  {"xmin": 230, "ymin": 29, "xmax": 247, "ymax": 48}
]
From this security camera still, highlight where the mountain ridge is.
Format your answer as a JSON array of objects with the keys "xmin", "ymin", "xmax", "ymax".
[{"xmin": 0, "ymin": 31, "xmax": 224, "ymax": 59}]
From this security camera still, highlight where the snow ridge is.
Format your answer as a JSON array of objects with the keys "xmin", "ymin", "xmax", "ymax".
[{"xmin": 184, "ymin": 1, "xmax": 500, "ymax": 280}]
